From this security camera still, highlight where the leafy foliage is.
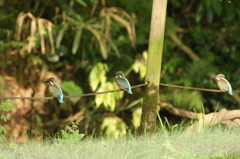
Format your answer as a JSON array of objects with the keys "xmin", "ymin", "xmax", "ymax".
[
  {"xmin": 61, "ymin": 80, "xmax": 83, "ymax": 104},
  {"xmin": 132, "ymin": 51, "xmax": 147, "ymax": 80},
  {"xmin": 132, "ymin": 107, "xmax": 142, "ymax": 130},
  {"xmin": 0, "ymin": 100, "xmax": 15, "ymax": 141},
  {"xmin": 59, "ymin": 120, "xmax": 85, "ymax": 142},
  {"xmin": 101, "ymin": 116, "xmax": 127, "ymax": 138},
  {"xmin": 89, "ymin": 62, "xmax": 108, "ymax": 91},
  {"xmin": 162, "ymin": 90, "xmax": 204, "ymax": 112},
  {"xmin": 88, "ymin": 62, "xmax": 124, "ymax": 111},
  {"xmin": 95, "ymin": 81, "xmax": 124, "ymax": 111}
]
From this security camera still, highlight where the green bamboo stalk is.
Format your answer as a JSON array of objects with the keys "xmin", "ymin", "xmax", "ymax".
[{"xmin": 140, "ymin": 0, "xmax": 168, "ymax": 132}]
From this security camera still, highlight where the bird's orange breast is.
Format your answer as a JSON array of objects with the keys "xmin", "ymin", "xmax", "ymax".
[
  {"xmin": 117, "ymin": 84, "xmax": 126, "ymax": 91},
  {"xmin": 49, "ymin": 91, "xmax": 57, "ymax": 98}
]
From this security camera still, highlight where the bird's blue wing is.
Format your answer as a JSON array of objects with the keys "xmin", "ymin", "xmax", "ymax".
[
  {"xmin": 127, "ymin": 89, "xmax": 133, "ymax": 94},
  {"xmin": 117, "ymin": 78, "xmax": 133, "ymax": 94},
  {"xmin": 58, "ymin": 94, "xmax": 64, "ymax": 103},
  {"xmin": 228, "ymin": 86, "xmax": 233, "ymax": 95},
  {"xmin": 49, "ymin": 85, "xmax": 64, "ymax": 102},
  {"xmin": 218, "ymin": 79, "xmax": 232, "ymax": 95}
]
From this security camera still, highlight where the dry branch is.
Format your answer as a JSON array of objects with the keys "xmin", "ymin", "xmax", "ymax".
[
  {"xmin": 158, "ymin": 100, "xmax": 240, "ymax": 132},
  {"xmin": 160, "ymin": 100, "xmax": 199, "ymax": 119},
  {"xmin": 15, "ymin": 12, "xmax": 55, "ymax": 54},
  {"xmin": 45, "ymin": 110, "xmax": 85, "ymax": 126}
]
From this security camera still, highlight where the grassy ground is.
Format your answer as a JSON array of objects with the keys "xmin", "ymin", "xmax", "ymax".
[{"xmin": 0, "ymin": 127, "xmax": 240, "ymax": 159}]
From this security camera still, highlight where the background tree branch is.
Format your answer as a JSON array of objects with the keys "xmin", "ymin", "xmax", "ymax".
[{"xmin": 158, "ymin": 100, "xmax": 240, "ymax": 132}]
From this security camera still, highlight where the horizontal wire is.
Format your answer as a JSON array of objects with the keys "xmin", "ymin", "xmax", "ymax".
[
  {"xmin": 0, "ymin": 82, "xmax": 238, "ymax": 100},
  {"xmin": 0, "ymin": 83, "xmax": 149, "ymax": 100},
  {"xmin": 160, "ymin": 83, "xmax": 221, "ymax": 92},
  {"xmin": 160, "ymin": 83, "xmax": 240, "ymax": 93}
]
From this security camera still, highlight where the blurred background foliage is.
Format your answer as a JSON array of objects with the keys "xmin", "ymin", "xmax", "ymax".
[{"xmin": 0, "ymin": 0, "xmax": 240, "ymax": 140}]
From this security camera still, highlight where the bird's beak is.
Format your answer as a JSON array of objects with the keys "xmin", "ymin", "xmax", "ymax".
[
  {"xmin": 210, "ymin": 75, "xmax": 216, "ymax": 79},
  {"xmin": 211, "ymin": 77, "xmax": 217, "ymax": 82}
]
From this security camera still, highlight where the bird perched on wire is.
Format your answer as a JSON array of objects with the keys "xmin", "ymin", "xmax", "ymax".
[
  {"xmin": 46, "ymin": 77, "xmax": 64, "ymax": 103},
  {"xmin": 212, "ymin": 74, "xmax": 233, "ymax": 95},
  {"xmin": 115, "ymin": 71, "xmax": 133, "ymax": 94}
]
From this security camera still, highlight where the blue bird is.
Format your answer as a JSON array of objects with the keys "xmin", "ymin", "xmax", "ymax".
[
  {"xmin": 115, "ymin": 71, "xmax": 133, "ymax": 94},
  {"xmin": 212, "ymin": 74, "xmax": 233, "ymax": 95},
  {"xmin": 46, "ymin": 77, "xmax": 64, "ymax": 103}
]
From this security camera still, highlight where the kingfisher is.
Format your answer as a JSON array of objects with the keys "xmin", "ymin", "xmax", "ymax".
[
  {"xmin": 115, "ymin": 71, "xmax": 133, "ymax": 94},
  {"xmin": 212, "ymin": 74, "xmax": 233, "ymax": 95},
  {"xmin": 46, "ymin": 77, "xmax": 64, "ymax": 103}
]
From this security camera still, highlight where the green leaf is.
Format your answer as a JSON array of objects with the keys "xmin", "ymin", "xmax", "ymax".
[
  {"xmin": 104, "ymin": 82, "xmax": 116, "ymax": 111},
  {"xmin": 212, "ymin": 0, "xmax": 222, "ymax": 16},
  {"xmin": 101, "ymin": 116, "xmax": 127, "ymax": 138},
  {"xmin": 124, "ymin": 98, "xmax": 143, "ymax": 110},
  {"xmin": 195, "ymin": 5, "xmax": 203, "ymax": 23},
  {"xmin": 95, "ymin": 90, "xmax": 104, "ymax": 108},
  {"xmin": 205, "ymin": 0, "xmax": 212, "ymax": 8},
  {"xmin": 207, "ymin": 9, "xmax": 213, "ymax": 23},
  {"xmin": 0, "ymin": 115, "xmax": 7, "ymax": 122},
  {"xmin": 75, "ymin": 0, "xmax": 87, "ymax": 7},
  {"xmin": 0, "ymin": 126, "xmax": 6, "ymax": 142},
  {"xmin": 72, "ymin": 27, "xmax": 82, "ymax": 54},
  {"xmin": 0, "ymin": 100, "xmax": 15, "ymax": 140},
  {"xmin": 60, "ymin": 120, "xmax": 85, "ymax": 142},
  {"xmin": 132, "ymin": 51, "xmax": 147, "ymax": 79},
  {"xmin": 224, "ymin": 3, "xmax": 234, "ymax": 22},
  {"xmin": 0, "ymin": 100, "xmax": 15, "ymax": 112},
  {"xmin": 31, "ymin": 55, "xmax": 43, "ymax": 66},
  {"xmin": 56, "ymin": 25, "xmax": 67, "ymax": 49},
  {"xmin": 89, "ymin": 65, "xmax": 100, "ymax": 91},
  {"xmin": 89, "ymin": 62, "xmax": 108, "ymax": 91},
  {"xmin": 132, "ymin": 107, "xmax": 142, "ymax": 130},
  {"xmin": 61, "ymin": 81, "xmax": 83, "ymax": 104},
  {"xmin": 46, "ymin": 54, "xmax": 60, "ymax": 63},
  {"xmin": 95, "ymin": 82, "xmax": 123, "ymax": 111}
]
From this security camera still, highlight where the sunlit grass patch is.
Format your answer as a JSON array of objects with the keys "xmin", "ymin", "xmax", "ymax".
[{"xmin": 0, "ymin": 127, "xmax": 240, "ymax": 159}]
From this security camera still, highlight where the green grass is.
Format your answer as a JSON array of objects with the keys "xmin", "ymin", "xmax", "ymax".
[{"xmin": 0, "ymin": 127, "xmax": 240, "ymax": 159}]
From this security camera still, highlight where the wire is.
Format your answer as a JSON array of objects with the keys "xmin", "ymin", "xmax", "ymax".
[
  {"xmin": 160, "ymin": 83, "xmax": 221, "ymax": 92},
  {"xmin": 0, "ymin": 82, "xmax": 238, "ymax": 100},
  {"xmin": 0, "ymin": 83, "xmax": 148, "ymax": 100},
  {"xmin": 160, "ymin": 83, "xmax": 240, "ymax": 93}
]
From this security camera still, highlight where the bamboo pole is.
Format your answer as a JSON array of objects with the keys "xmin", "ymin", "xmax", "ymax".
[{"xmin": 140, "ymin": 0, "xmax": 168, "ymax": 132}]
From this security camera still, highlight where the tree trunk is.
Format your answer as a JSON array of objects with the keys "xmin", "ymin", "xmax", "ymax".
[{"xmin": 140, "ymin": 0, "xmax": 168, "ymax": 132}]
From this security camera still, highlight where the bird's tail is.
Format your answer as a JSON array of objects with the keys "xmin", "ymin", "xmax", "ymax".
[
  {"xmin": 58, "ymin": 95, "xmax": 64, "ymax": 103},
  {"xmin": 127, "ymin": 89, "xmax": 133, "ymax": 94},
  {"xmin": 228, "ymin": 89, "xmax": 233, "ymax": 95}
]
